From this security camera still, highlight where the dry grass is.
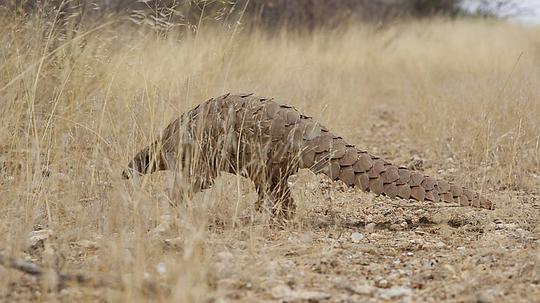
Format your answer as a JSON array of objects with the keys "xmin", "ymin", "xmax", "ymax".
[{"xmin": 0, "ymin": 16, "xmax": 539, "ymax": 302}]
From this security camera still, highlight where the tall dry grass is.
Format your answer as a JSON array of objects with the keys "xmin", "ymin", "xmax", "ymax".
[{"xmin": 0, "ymin": 15, "xmax": 539, "ymax": 301}]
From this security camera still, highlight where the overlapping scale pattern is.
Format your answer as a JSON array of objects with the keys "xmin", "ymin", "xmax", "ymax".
[{"xmin": 125, "ymin": 93, "xmax": 494, "ymax": 210}]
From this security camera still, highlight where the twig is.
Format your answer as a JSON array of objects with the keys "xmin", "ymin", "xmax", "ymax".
[
  {"xmin": 0, "ymin": 253, "xmax": 123, "ymax": 290},
  {"xmin": 0, "ymin": 253, "xmax": 42, "ymax": 276}
]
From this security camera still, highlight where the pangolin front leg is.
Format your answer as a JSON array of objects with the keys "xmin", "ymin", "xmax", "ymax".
[{"xmin": 123, "ymin": 93, "xmax": 494, "ymax": 211}]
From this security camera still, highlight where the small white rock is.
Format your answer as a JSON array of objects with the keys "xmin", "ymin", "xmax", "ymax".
[
  {"xmin": 270, "ymin": 285, "xmax": 290, "ymax": 298},
  {"xmin": 351, "ymin": 232, "xmax": 364, "ymax": 242},
  {"xmin": 298, "ymin": 232, "xmax": 314, "ymax": 244},
  {"xmin": 379, "ymin": 286, "xmax": 413, "ymax": 299},
  {"xmin": 217, "ymin": 251, "xmax": 234, "ymax": 262},
  {"xmin": 435, "ymin": 241, "xmax": 446, "ymax": 249},
  {"xmin": 156, "ymin": 262, "xmax": 167, "ymax": 275},
  {"xmin": 366, "ymin": 223, "xmax": 376, "ymax": 231},
  {"xmin": 271, "ymin": 285, "xmax": 331, "ymax": 301},
  {"xmin": 376, "ymin": 279, "xmax": 390, "ymax": 288},
  {"xmin": 351, "ymin": 284, "xmax": 376, "ymax": 295}
]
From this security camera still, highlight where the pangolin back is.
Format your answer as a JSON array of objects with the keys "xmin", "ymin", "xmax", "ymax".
[{"xmin": 124, "ymin": 93, "xmax": 494, "ymax": 210}]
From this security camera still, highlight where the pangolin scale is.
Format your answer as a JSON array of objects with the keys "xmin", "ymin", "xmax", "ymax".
[{"xmin": 123, "ymin": 93, "xmax": 494, "ymax": 214}]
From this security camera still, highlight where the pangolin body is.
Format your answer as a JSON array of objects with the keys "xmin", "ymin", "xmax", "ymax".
[{"xmin": 124, "ymin": 93, "xmax": 494, "ymax": 213}]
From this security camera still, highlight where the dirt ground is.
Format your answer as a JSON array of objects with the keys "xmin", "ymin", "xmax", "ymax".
[{"xmin": 2, "ymin": 104, "xmax": 539, "ymax": 303}]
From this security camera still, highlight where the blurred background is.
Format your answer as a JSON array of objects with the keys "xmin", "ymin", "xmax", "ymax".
[{"xmin": 1, "ymin": 0, "xmax": 538, "ymax": 32}]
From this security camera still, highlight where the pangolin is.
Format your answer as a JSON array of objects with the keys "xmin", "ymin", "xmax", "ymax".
[{"xmin": 123, "ymin": 93, "xmax": 494, "ymax": 215}]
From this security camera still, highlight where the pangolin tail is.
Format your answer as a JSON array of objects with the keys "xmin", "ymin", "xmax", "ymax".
[{"xmin": 309, "ymin": 147, "xmax": 494, "ymax": 209}]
